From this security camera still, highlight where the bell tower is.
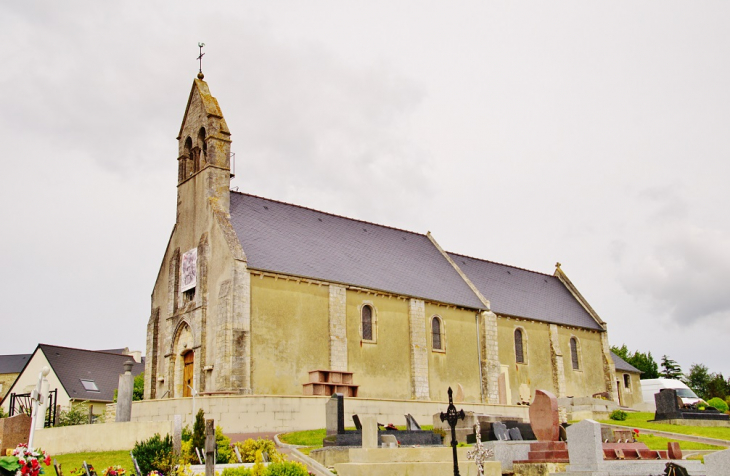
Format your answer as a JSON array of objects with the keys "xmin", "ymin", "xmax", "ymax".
[{"xmin": 176, "ymin": 74, "xmax": 233, "ymax": 214}]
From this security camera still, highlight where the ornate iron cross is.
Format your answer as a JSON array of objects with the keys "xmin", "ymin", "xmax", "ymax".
[
  {"xmin": 467, "ymin": 421, "xmax": 494, "ymax": 476},
  {"xmin": 440, "ymin": 387, "xmax": 466, "ymax": 476}
]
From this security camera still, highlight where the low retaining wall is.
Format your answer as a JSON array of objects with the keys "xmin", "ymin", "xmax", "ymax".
[
  {"xmin": 34, "ymin": 420, "xmax": 173, "ymax": 455},
  {"xmin": 131, "ymin": 395, "xmax": 529, "ymax": 433}
]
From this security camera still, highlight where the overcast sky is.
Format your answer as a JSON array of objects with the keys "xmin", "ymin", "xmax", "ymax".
[{"xmin": 3, "ymin": 1, "xmax": 730, "ymax": 379}]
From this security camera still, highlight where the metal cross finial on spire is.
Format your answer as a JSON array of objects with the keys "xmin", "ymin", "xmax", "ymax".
[{"xmin": 197, "ymin": 42, "xmax": 206, "ymax": 79}]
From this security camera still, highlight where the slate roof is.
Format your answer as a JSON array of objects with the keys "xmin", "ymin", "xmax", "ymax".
[
  {"xmin": 448, "ymin": 252, "xmax": 603, "ymax": 330},
  {"xmin": 40, "ymin": 344, "xmax": 144, "ymax": 402},
  {"xmin": 611, "ymin": 351, "xmax": 641, "ymax": 373},
  {"xmin": 228, "ymin": 192, "xmax": 604, "ymax": 331},
  {"xmin": 229, "ymin": 192, "xmax": 486, "ymax": 310},
  {"xmin": 0, "ymin": 354, "xmax": 31, "ymax": 374}
]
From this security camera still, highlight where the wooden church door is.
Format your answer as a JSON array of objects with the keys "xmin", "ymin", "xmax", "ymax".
[{"xmin": 183, "ymin": 352, "xmax": 194, "ymax": 397}]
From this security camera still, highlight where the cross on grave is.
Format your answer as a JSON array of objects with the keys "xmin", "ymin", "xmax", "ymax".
[
  {"xmin": 440, "ymin": 387, "xmax": 466, "ymax": 476},
  {"xmin": 467, "ymin": 422, "xmax": 494, "ymax": 476}
]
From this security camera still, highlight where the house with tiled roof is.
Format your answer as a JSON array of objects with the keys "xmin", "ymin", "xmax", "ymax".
[
  {"xmin": 144, "ymin": 76, "xmax": 619, "ymax": 406},
  {"xmin": 0, "ymin": 354, "xmax": 30, "ymax": 401},
  {"xmin": 0, "ymin": 344, "xmax": 143, "ymax": 421},
  {"xmin": 611, "ymin": 351, "xmax": 642, "ymax": 408}
]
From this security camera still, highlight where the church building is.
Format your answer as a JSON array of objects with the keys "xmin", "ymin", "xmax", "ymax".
[{"xmin": 144, "ymin": 75, "xmax": 619, "ymax": 406}]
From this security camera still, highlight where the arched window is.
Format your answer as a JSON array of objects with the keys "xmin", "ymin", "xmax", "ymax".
[
  {"xmin": 431, "ymin": 316, "xmax": 443, "ymax": 350},
  {"xmin": 570, "ymin": 337, "xmax": 580, "ymax": 370},
  {"xmin": 180, "ymin": 137, "xmax": 193, "ymax": 181},
  {"xmin": 197, "ymin": 127, "xmax": 207, "ymax": 169},
  {"xmin": 514, "ymin": 329, "xmax": 525, "ymax": 364},
  {"xmin": 361, "ymin": 305, "xmax": 373, "ymax": 341}
]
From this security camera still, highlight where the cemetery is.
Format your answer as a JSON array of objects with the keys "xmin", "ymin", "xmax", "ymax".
[{"xmin": 3, "ymin": 361, "xmax": 730, "ymax": 476}]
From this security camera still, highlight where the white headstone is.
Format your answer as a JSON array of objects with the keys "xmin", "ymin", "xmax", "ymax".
[
  {"xmin": 704, "ymin": 448, "xmax": 730, "ymax": 476},
  {"xmin": 566, "ymin": 419, "xmax": 603, "ymax": 471},
  {"xmin": 361, "ymin": 415, "xmax": 378, "ymax": 449}
]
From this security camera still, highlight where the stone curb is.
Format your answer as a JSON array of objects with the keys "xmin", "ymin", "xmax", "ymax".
[
  {"xmin": 601, "ymin": 423, "xmax": 730, "ymax": 448},
  {"xmin": 273, "ymin": 433, "xmax": 307, "ymax": 449},
  {"xmin": 289, "ymin": 448, "xmax": 336, "ymax": 476}
]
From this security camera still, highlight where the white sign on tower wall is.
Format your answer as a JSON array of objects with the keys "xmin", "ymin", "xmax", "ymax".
[{"xmin": 181, "ymin": 248, "xmax": 197, "ymax": 292}]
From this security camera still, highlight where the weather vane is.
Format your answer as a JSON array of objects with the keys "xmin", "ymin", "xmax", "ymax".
[{"xmin": 197, "ymin": 42, "xmax": 206, "ymax": 79}]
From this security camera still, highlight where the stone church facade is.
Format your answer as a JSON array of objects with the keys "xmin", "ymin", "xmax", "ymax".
[{"xmin": 144, "ymin": 76, "xmax": 619, "ymax": 405}]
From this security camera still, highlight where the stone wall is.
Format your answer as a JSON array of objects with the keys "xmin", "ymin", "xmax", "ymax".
[
  {"xmin": 33, "ymin": 421, "xmax": 173, "ymax": 455},
  {"xmin": 130, "ymin": 395, "xmax": 529, "ymax": 433}
]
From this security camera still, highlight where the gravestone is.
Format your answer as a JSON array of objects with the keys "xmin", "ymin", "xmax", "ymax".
[
  {"xmin": 326, "ymin": 393, "xmax": 344, "ymax": 436},
  {"xmin": 405, "ymin": 413, "xmax": 421, "ymax": 431},
  {"xmin": 508, "ymin": 428, "xmax": 523, "ymax": 440},
  {"xmin": 361, "ymin": 415, "xmax": 378, "ymax": 449},
  {"xmin": 53, "ymin": 459, "xmax": 62, "ymax": 476},
  {"xmin": 115, "ymin": 361, "xmax": 134, "ymax": 422},
  {"xmin": 205, "ymin": 419, "xmax": 215, "ymax": 476},
  {"xmin": 173, "ymin": 415, "xmax": 182, "ymax": 456},
  {"xmin": 656, "ymin": 389, "xmax": 680, "ymax": 415},
  {"xmin": 352, "ymin": 414, "xmax": 362, "ymax": 430},
  {"xmin": 82, "ymin": 462, "xmax": 97, "ymax": 476},
  {"xmin": 704, "ymin": 448, "xmax": 730, "ymax": 476},
  {"xmin": 667, "ymin": 441, "xmax": 682, "ymax": 460},
  {"xmin": 234, "ymin": 445, "xmax": 243, "ymax": 464},
  {"xmin": 491, "ymin": 422, "xmax": 510, "ymax": 441},
  {"xmin": 129, "ymin": 451, "xmax": 142, "ymax": 476},
  {"xmin": 529, "ymin": 389, "xmax": 560, "ymax": 441},
  {"xmin": 380, "ymin": 434, "xmax": 398, "ymax": 447},
  {"xmin": 565, "ymin": 419, "xmax": 603, "ymax": 472}
]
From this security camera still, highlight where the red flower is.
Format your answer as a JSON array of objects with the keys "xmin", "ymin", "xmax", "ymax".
[{"xmin": 44, "ymin": 456, "xmax": 51, "ymax": 466}]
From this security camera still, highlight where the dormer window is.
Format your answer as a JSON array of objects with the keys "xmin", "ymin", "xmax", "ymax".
[{"xmin": 80, "ymin": 379, "xmax": 99, "ymax": 392}]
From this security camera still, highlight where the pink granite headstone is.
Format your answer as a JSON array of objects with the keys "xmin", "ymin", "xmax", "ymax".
[{"xmin": 529, "ymin": 389, "xmax": 560, "ymax": 441}]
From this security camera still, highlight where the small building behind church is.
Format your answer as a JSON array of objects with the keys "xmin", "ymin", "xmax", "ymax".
[{"xmin": 144, "ymin": 75, "xmax": 619, "ymax": 407}]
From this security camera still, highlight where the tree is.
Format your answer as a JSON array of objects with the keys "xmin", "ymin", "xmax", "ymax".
[
  {"xmin": 705, "ymin": 373, "xmax": 730, "ymax": 401},
  {"xmin": 191, "ymin": 408, "xmax": 206, "ymax": 451},
  {"xmin": 133, "ymin": 372, "xmax": 145, "ymax": 401},
  {"xmin": 660, "ymin": 355, "xmax": 683, "ymax": 379},
  {"xmin": 611, "ymin": 345, "xmax": 659, "ymax": 379},
  {"xmin": 685, "ymin": 363, "xmax": 711, "ymax": 400}
]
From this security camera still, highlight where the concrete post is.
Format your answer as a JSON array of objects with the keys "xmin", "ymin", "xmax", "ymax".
[
  {"xmin": 205, "ymin": 419, "xmax": 215, "ymax": 476},
  {"xmin": 116, "ymin": 361, "xmax": 135, "ymax": 422}
]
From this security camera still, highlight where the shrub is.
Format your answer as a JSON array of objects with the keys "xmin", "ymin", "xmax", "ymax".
[
  {"xmin": 221, "ymin": 468, "xmax": 252, "ymax": 476},
  {"xmin": 132, "ymin": 433, "xmax": 173, "ymax": 476},
  {"xmin": 56, "ymin": 401, "xmax": 89, "ymax": 427},
  {"xmin": 707, "ymin": 397, "xmax": 729, "ymax": 413},
  {"xmin": 179, "ymin": 440, "xmax": 198, "ymax": 465},
  {"xmin": 0, "ymin": 407, "xmax": 7, "ymax": 418},
  {"xmin": 216, "ymin": 426, "xmax": 235, "ymax": 464},
  {"xmin": 233, "ymin": 439, "xmax": 282, "ymax": 464},
  {"xmin": 263, "ymin": 462, "xmax": 309, "ymax": 476},
  {"xmin": 609, "ymin": 410, "xmax": 628, "ymax": 421},
  {"xmin": 191, "ymin": 409, "xmax": 206, "ymax": 453},
  {"xmin": 181, "ymin": 425, "xmax": 192, "ymax": 442}
]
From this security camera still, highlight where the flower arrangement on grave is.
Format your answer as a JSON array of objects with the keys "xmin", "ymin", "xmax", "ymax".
[
  {"xmin": 147, "ymin": 471, "xmax": 163, "ymax": 476},
  {"xmin": 102, "ymin": 466, "xmax": 126, "ymax": 476},
  {"xmin": 632, "ymin": 428, "xmax": 640, "ymax": 441},
  {"xmin": 0, "ymin": 444, "xmax": 51, "ymax": 476}
]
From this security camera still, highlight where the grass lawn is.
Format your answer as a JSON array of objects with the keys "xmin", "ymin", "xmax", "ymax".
[
  {"xmin": 633, "ymin": 433, "xmax": 723, "ymax": 451},
  {"xmin": 53, "ymin": 450, "xmax": 134, "ymax": 475},
  {"xmin": 600, "ymin": 412, "xmax": 730, "ymax": 441}
]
